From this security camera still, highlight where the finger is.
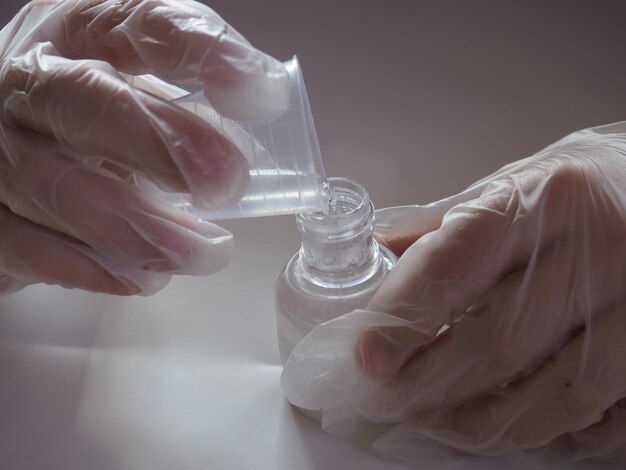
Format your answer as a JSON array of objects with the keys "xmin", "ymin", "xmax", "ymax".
[
  {"xmin": 0, "ymin": 130, "xmax": 234, "ymax": 276},
  {"xmin": 0, "ymin": 204, "xmax": 141, "ymax": 295},
  {"xmin": 374, "ymin": 185, "xmax": 486, "ymax": 256},
  {"xmin": 373, "ymin": 149, "xmax": 563, "ymax": 256},
  {"xmin": 393, "ymin": 305, "xmax": 626, "ymax": 457},
  {"xmin": 2, "ymin": 45, "xmax": 249, "ymax": 210},
  {"xmin": 375, "ymin": 206, "xmax": 442, "ymax": 256},
  {"xmin": 531, "ymin": 399, "xmax": 626, "ymax": 465},
  {"xmin": 62, "ymin": 0, "xmax": 290, "ymax": 121},
  {"xmin": 0, "ymin": 273, "xmax": 26, "ymax": 294},
  {"xmin": 363, "ymin": 231, "xmax": 625, "ymax": 421},
  {"xmin": 359, "ymin": 159, "xmax": 601, "ymax": 379}
]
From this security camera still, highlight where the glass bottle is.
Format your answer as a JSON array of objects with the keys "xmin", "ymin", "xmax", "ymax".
[{"xmin": 274, "ymin": 177, "xmax": 397, "ymax": 365}]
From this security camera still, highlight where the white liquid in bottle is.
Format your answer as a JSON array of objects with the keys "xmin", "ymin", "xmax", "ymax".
[{"xmin": 274, "ymin": 178, "xmax": 397, "ymax": 418}]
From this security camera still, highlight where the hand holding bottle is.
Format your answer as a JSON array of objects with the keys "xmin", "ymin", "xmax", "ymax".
[{"xmin": 282, "ymin": 122, "xmax": 626, "ymax": 466}]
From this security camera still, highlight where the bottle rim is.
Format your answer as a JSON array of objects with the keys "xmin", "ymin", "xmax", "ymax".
[{"xmin": 296, "ymin": 177, "xmax": 369, "ymax": 226}]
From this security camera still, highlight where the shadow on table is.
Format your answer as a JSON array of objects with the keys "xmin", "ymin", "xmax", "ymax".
[
  {"xmin": 0, "ymin": 287, "xmax": 111, "ymax": 348},
  {"xmin": 0, "ymin": 287, "xmax": 127, "ymax": 469},
  {"xmin": 0, "ymin": 315, "xmax": 119, "ymax": 468}
]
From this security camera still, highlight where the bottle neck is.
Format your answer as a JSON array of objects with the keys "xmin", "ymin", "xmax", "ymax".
[{"xmin": 296, "ymin": 178, "xmax": 380, "ymax": 288}]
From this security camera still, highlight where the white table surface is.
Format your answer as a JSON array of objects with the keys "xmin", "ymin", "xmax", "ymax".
[
  {"xmin": 1, "ymin": 1, "xmax": 626, "ymax": 468},
  {"xmin": 0, "ymin": 216, "xmax": 619, "ymax": 470}
]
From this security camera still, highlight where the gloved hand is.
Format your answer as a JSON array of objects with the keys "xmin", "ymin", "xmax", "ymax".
[
  {"xmin": 282, "ymin": 122, "xmax": 626, "ymax": 466},
  {"xmin": 0, "ymin": 0, "xmax": 289, "ymax": 295}
]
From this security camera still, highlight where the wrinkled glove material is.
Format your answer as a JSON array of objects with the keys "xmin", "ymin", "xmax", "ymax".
[
  {"xmin": 0, "ymin": 0, "xmax": 289, "ymax": 295},
  {"xmin": 282, "ymin": 122, "xmax": 626, "ymax": 466}
]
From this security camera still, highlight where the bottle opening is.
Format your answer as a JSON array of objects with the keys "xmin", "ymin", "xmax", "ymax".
[
  {"xmin": 298, "ymin": 177, "xmax": 370, "ymax": 230},
  {"xmin": 326, "ymin": 178, "xmax": 368, "ymax": 216}
]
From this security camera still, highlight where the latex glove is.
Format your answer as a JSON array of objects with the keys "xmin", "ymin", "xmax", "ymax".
[
  {"xmin": 282, "ymin": 122, "xmax": 626, "ymax": 466},
  {"xmin": 0, "ymin": 0, "xmax": 289, "ymax": 295}
]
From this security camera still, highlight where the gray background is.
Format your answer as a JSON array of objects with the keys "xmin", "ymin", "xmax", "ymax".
[
  {"xmin": 211, "ymin": 0, "xmax": 626, "ymax": 209},
  {"xmin": 2, "ymin": 0, "xmax": 625, "ymax": 208},
  {"xmin": 0, "ymin": 1, "xmax": 625, "ymax": 469}
]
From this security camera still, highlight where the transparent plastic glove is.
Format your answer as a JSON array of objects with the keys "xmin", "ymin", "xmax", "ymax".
[
  {"xmin": 0, "ymin": 0, "xmax": 289, "ymax": 295},
  {"xmin": 282, "ymin": 122, "xmax": 626, "ymax": 466}
]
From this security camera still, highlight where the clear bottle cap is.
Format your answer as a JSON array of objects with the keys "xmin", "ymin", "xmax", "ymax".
[{"xmin": 161, "ymin": 56, "xmax": 329, "ymax": 220}]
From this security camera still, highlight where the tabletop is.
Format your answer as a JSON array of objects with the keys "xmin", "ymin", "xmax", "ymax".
[{"xmin": 0, "ymin": 216, "xmax": 619, "ymax": 470}]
